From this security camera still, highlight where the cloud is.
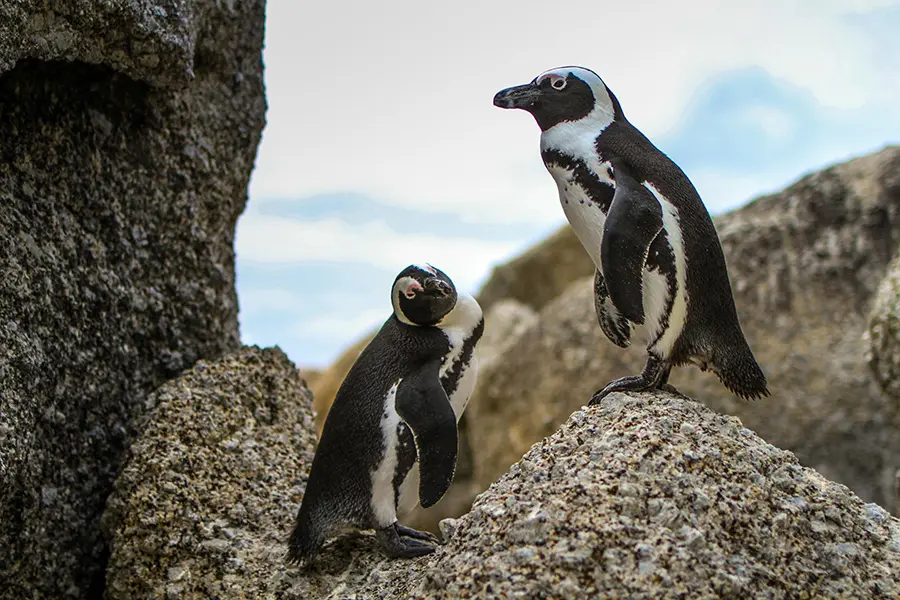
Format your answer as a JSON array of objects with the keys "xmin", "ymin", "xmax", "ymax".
[
  {"xmin": 235, "ymin": 213, "xmax": 523, "ymax": 291},
  {"xmin": 658, "ymin": 67, "xmax": 900, "ymax": 213},
  {"xmin": 290, "ymin": 308, "xmax": 387, "ymax": 339},
  {"xmin": 238, "ymin": 1, "xmax": 900, "ymax": 367},
  {"xmin": 238, "ymin": 288, "xmax": 302, "ymax": 315},
  {"xmin": 250, "ymin": 0, "xmax": 900, "ymax": 226}
]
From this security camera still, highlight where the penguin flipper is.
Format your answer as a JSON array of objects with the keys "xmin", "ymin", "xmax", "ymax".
[
  {"xmin": 395, "ymin": 360, "xmax": 458, "ymax": 509},
  {"xmin": 594, "ymin": 269, "xmax": 632, "ymax": 348},
  {"xmin": 601, "ymin": 159, "xmax": 664, "ymax": 325}
]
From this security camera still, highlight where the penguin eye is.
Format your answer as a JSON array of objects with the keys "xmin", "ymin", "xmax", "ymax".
[{"xmin": 551, "ymin": 77, "xmax": 566, "ymax": 90}]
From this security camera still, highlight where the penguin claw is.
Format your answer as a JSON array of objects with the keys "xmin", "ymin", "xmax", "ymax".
[
  {"xmin": 376, "ymin": 523, "xmax": 438, "ymax": 558},
  {"xmin": 395, "ymin": 523, "xmax": 441, "ymax": 544}
]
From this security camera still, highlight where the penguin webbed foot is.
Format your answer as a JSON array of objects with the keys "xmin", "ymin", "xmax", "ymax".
[
  {"xmin": 589, "ymin": 356, "xmax": 670, "ymax": 405},
  {"xmin": 395, "ymin": 523, "xmax": 441, "ymax": 545},
  {"xmin": 376, "ymin": 522, "xmax": 438, "ymax": 558}
]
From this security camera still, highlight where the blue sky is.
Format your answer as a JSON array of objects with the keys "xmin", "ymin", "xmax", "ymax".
[{"xmin": 236, "ymin": 1, "xmax": 900, "ymax": 369}]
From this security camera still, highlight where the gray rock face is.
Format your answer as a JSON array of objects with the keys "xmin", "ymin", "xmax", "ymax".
[
  {"xmin": 0, "ymin": 0, "xmax": 199, "ymax": 86},
  {"xmin": 468, "ymin": 147, "xmax": 900, "ymax": 515},
  {"xmin": 0, "ymin": 1, "xmax": 265, "ymax": 596},
  {"xmin": 868, "ymin": 253, "xmax": 900, "ymax": 398},
  {"xmin": 103, "ymin": 346, "xmax": 317, "ymax": 600},
  {"xmin": 310, "ymin": 392, "xmax": 900, "ymax": 599}
]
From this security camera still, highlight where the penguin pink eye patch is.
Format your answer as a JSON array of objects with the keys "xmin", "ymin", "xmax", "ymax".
[{"xmin": 404, "ymin": 281, "xmax": 423, "ymax": 298}]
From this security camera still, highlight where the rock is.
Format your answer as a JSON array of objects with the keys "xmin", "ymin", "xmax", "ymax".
[
  {"xmin": 103, "ymin": 346, "xmax": 318, "ymax": 600},
  {"xmin": 300, "ymin": 368, "xmax": 324, "ymax": 391},
  {"xmin": 0, "ymin": 1, "xmax": 266, "ymax": 596},
  {"xmin": 477, "ymin": 225, "xmax": 594, "ymax": 312},
  {"xmin": 474, "ymin": 299, "xmax": 539, "ymax": 370},
  {"xmin": 322, "ymin": 392, "xmax": 900, "ymax": 599},
  {"xmin": 868, "ymin": 251, "xmax": 900, "ymax": 401},
  {"xmin": 0, "ymin": 0, "xmax": 200, "ymax": 86},
  {"xmin": 467, "ymin": 147, "xmax": 900, "ymax": 513},
  {"xmin": 100, "ymin": 359, "xmax": 900, "ymax": 598}
]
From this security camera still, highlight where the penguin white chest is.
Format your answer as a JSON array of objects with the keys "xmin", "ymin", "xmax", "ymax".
[
  {"xmin": 546, "ymin": 163, "xmax": 609, "ymax": 270},
  {"xmin": 371, "ymin": 380, "xmax": 403, "ymax": 526}
]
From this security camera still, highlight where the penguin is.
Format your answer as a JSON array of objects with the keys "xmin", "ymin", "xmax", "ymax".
[
  {"xmin": 493, "ymin": 66, "xmax": 768, "ymax": 403},
  {"xmin": 287, "ymin": 264, "xmax": 484, "ymax": 564}
]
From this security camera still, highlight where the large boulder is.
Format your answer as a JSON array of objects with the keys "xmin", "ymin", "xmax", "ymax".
[
  {"xmin": 0, "ymin": 1, "xmax": 266, "ymax": 596},
  {"xmin": 341, "ymin": 391, "xmax": 900, "ymax": 599},
  {"xmin": 468, "ymin": 147, "xmax": 900, "ymax": 513},
  {"xmin": 477, "ymin": 225, "xmax": 594, "ymax": 312},
  {"xmin": 103, "ymin": 346, "xmax": 317, "ymax": 600},
  {"xmin": 101, "ymin": 365, "xmax": 900, "ymax": 599}
]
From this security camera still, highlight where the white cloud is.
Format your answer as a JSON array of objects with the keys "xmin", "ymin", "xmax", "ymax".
[
  {"xmin": 248, "ymin": 0, "xmax": 900, "ymax": 227},
  {"xmin": 235, "ymin": 213, "xmax": 523, "ymax": 291},
  {"xmin": 238, "ymin": 288, "xmax": 302, "ymax": 314},
  {"xmin": 290, "ymin": 308, "xmax": 387, "ymax": 339}
]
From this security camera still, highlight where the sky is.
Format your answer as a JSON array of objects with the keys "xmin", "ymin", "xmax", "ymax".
[{"xmin": 236, "ymin": 0, "xmax": 900, "ymax": 369}]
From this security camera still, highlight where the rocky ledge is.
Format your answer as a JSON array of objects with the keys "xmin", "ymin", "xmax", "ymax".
[{"xmin": 103, "ymin": 349, "xmax": 900, "ymax": 599}]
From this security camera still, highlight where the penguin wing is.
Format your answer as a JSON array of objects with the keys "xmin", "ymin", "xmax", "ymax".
[
  {"xmin": 601, "ymin": 158, "xmax": 664, "ymax": 325},
  {"xmin": 594, "ymin": 269, "xmax": 632, "ymax": 348},
  {"xmin": 395, "ymin": 359, "xmax": 458, "ymax": 509}
]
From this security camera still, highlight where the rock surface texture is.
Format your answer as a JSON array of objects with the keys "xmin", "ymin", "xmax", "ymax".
[
  {"xmin": 868, "ymin": 252, "xmax": 900, "ymax": 399},
  {"xmin": 341, "ymin": 392, "xmax": 900, "ymax": 599},
  {"xmin": 468, "ymin": 147, "xmax": 900, "ymax": 514},
  {"xmin": 104, "ymin": 361, "xmax": 900, "ymax": 599},
  {"xmin": 103, "ymin": 346, "xmax": 317, "ymax": 600},
  {"xmin": 0, "ymin": 1, "xmax": 266, "ymax": 596}
]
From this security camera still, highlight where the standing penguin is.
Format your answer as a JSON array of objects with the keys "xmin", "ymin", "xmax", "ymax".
[
  {"xmin": 493, "ymin": 66, "xmax": 767, "ymax": 403},
  {"xmin": 288, "ymin": 264, "xmax": 484, "ymax": 564}
]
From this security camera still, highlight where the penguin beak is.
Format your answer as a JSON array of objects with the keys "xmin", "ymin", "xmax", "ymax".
[
  {"xmin": 493, "ymin": 83, "xmax": 541, "ymax": 110},
  {"xmin": 424, "ymin": 277, "xmax": 453, "ymax": 296}
]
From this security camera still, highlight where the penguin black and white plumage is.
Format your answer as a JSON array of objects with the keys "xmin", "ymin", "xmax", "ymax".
[
  {"xmin": 493, "ymin": 66, "xmax": 768, "ymax": 403},
  {"xmin": 287, "ymin": 264, "xmax": 484, "ymax": 564}
]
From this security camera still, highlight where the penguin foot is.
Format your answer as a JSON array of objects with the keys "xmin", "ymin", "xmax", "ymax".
[
  {"xmin": 395, "ymin": 523, "xmax": 441, "ymax": 544},
  {"xmin": 589, "ymin": 375, "xmax": 655, "ymax": 405},
  {"xmin": 589, "ymin": 355, "xmax": 669, "ymax": 405},
  {"xmin": 376, "ymin": 522, "xmax": 437, "ymax": 558}
]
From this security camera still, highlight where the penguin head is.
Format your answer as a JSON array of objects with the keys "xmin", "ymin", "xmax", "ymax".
[
  {"xmin": 493, "ymin": 66, "xmax": 624, "ymax": 131},
  {"xmin": 391, "ymin": 264, "xmax": 458, "ymax": 326}
]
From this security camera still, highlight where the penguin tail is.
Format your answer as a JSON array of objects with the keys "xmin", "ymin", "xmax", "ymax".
[
  {"xmin": 712, "ymin": 338, "xmax": 769, "ymax": 401},
  {"xmin": 286, "ymin": 503, "xmax": 326, "ymax": 567}
]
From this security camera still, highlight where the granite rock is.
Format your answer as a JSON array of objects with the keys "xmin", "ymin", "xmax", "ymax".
[
  {"xmin": 103, "ymin": 346, "xmax": 317, "ymax": 600},
  {"xmin": 0, "ymin": 0, "xmax": 266, "ymax": 595},
  {"xmin": 311, "ymin": 392, "xmax": 900, "ymax": 599}
]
